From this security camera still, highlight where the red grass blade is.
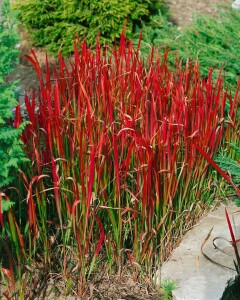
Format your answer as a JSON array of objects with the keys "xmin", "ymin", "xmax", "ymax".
[{"xmin": 225, "ymin": 208, "xmax": 240, "ymax": 272}]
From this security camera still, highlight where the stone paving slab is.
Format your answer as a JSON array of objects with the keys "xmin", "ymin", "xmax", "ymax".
[{"xmin": 159, "ymin": 203, "xmax": 240, "ymax": 300}]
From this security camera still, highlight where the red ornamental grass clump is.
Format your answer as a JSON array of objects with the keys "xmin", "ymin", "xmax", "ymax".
[{"xmin": 2, "ymin": 35, "xmax": 239, "ymax": 294}]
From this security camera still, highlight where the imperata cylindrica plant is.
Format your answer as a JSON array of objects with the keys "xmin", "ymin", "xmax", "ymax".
[{"xmin": 1, "ymin": 34, "xmax": 239, "ymax": 297}]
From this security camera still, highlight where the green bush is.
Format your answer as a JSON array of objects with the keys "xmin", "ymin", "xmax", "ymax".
[
  {"xmin": 13, "ymin": 0, "xmax": 168, "ymax": 56},
  {"xmin": 0, "ymin": 0, "xmax": 19, "ymax": 83},
  {"xmin": 135, "ymin": 7, "xmax": 240, "ymax": 90},
  {"xmin": 0, "ymin": 0, "xmax": 28, "ymax": 202}
]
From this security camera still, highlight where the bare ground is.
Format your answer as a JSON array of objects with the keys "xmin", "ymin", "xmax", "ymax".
[
  {"xmin": 168, "ymin": 0, "xmax": 232, "ymax": 26},
  {"xmin": 1, "ymin": 269, "xmax": 164, "ymax": 300}
]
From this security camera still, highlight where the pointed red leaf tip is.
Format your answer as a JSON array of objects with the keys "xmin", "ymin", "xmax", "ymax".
[
  {"xmin": 225, "ymin": 208, "xmax": 240, "ymax": 270},
  {"xmin": 119, "ymin": 30, "xmax": 126, "ymax": 57},
  {"xmin": 194, "ymin": 143, "xmax": 240, "ymax": 196},
  {"xmin": 25, "ymin": 50, "xmax": 43, "ymax": 84},
  {"xmin": 14, "ymin": 105, "xmax": 22, "ymax": 128}
]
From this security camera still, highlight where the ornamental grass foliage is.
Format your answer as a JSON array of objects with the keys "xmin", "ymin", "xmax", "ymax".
[
  {"xmin": 12, "ymin": 0, "xmax": 168, "ymax": 56},
  {"xmin": 0, "ymin": 0, "xmax": 28, "ymax": 211},
  {"xmin": 1, "ymin": 35, "xmax": 239, "ymax": 297}
]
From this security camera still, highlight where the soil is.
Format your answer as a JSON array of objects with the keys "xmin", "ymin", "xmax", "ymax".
[
  {"xmin": 168, "ymin": 0, "xmax": 232, "ymax": 26},
  {"xmin": 3, "ymin": 1, "xmax": 235, "ymax": 299},
  {"xmin": 1, "ymin": 270, "xmax": 164, "ymax": 300}
]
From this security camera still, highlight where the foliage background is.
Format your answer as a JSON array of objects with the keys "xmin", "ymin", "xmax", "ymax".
[{"xmin": 0, "ymin": 0, "xmax": 28, "ymax": 195}]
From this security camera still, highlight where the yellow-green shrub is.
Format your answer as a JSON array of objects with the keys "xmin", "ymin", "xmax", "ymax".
[{"xmin": 13, "ymin": 0, "xmax": 168, "ymax": 56}]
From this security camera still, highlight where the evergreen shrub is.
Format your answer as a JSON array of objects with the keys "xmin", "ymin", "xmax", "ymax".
[
  {"xmin": 216, "ymin": 143, "xmax": 240, "ymax": 206},
  {"xmin": 13, "ymin": 0, "xmax": 168, "ymax": 56},
  {"xmin": 0, "ymin": 0, "xmax": 19, "ymax": 83},
  {"xmin": 135, "ymin": 8, "xmax": 240, "ymax": 90}
]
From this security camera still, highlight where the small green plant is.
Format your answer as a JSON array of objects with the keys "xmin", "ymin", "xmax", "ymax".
[
  {"xmin": 13, "ymin": 0, "xmax": 169, "ymax": 56},
  {"xmin": 215, "ymin": 143, "xmax": 240, "ymax": 205},
  {"xmin": 161, "ymin": 278, "xmax": 177, "ymax": 300},
  {"xmin": 0, "ymin": 194, "xmax": 15, "ymax": 213}
]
